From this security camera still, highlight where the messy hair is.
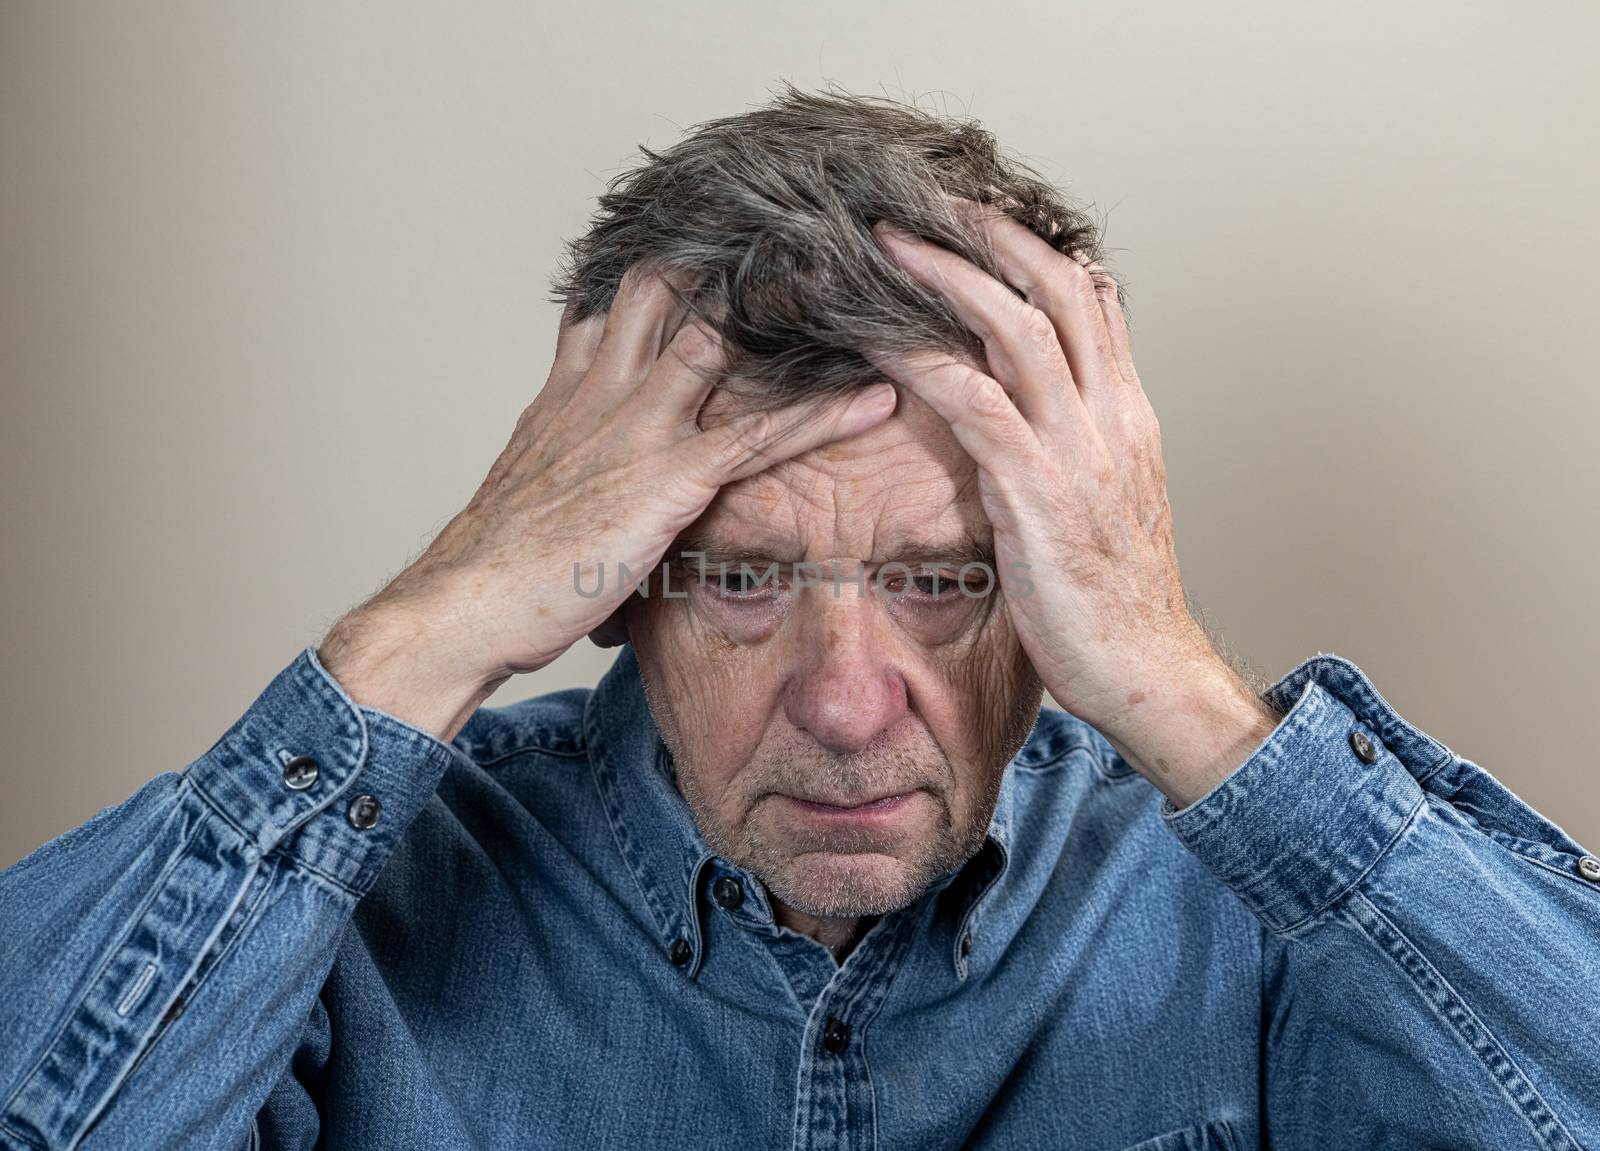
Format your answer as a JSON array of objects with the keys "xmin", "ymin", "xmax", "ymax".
[{"xmin": 549, "ymin": 83, "xmax": 1117, "ymax": 406}]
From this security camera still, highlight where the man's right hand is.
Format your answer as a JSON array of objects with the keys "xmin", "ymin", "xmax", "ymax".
[{"xmin": 317, "ymin": 265, "xmax": 898, "ymax": 741}]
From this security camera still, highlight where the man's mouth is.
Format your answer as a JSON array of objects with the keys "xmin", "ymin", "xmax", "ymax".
[{"xmin": 779, "ymin": 789, "xmax": 922, "ymax": 821}]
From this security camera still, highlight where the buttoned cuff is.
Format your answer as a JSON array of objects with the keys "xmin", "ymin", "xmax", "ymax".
[
  {"xmin": 1161, "ymin": 653, "xmax": 1457, "ymax": 934},
  {"xmin": 184, "ymin": 645, "xmax": 461, "ymax": 894}
]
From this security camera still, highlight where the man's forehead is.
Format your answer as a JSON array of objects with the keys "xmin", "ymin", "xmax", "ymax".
[
  {"xmin": 672, "ymin": 518, "xmax": 992, "ymax": 566},
  {"xmin": 682, "ymin": 384, "xmax": 991, "ymax": 563}
]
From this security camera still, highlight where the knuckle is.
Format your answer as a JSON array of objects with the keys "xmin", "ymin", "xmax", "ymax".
[
  {"xmin": 963, "ymin": 372, "xmax": 1012, "ymax": 417},
  {"xmin": 1050, "ymin": 247, "xmax": 1089, "ymax": 283},
  {"xmin": 616, "ymin": 261, "xmax": 652, "ymax": 296},
  {"xmin": 1071, "ymin": 272, "xmax": 1100, "ymax": 308},
  {"xmin": 1129, "ymin": 393, "xmax": 1160, "ymax": 432},
  {"xmin": 1115, "ymin": 407, "xmax": 1143, "ymax": 441},
  {"xmin": 673, "ymin": 321, "xmax": 720, "ymax": 364},
  {"xmin": 1121, "ymin": 405, "xmax": 1160, "ymax": 448},
  {"xmin": 615, "ymin": 263, "xmax": 672, "ymax": 313},
  {"xmin": 741, "ymin": 410, "xmax": 777, "ymax": 447},
  {"xmin": 674, "ymin": 319, "xmax": 710, "ymax": 350},
  {"xmin": 1059, "ymin": 261, "xmax": 1100, "ymax": 306},
  {"xmin": 714, "ymin": 412, "xmax": 775, "ymax": 470},
  {"xmin": 1016, "ymin": 307, "xmax": 1060, "ymax": 355},
  {"xmin": 1058, "ymin": 250, "xmax": 1094, "ymax": 286}
]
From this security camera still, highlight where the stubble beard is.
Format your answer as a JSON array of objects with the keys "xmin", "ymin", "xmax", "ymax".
[
  {"xmin": 637, "ymin": 661, "xmax": 1026, "ymax": 921},
  {"xmin": 671, "ymin": 740, "xmax": 1006, "ymax": 920}
]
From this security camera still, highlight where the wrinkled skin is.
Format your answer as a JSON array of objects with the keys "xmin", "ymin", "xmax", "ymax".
[
  {"xmin": 627, "ymin": 386, "xmax": 1043, "ymax": 954},
  {"xmin": 321, "ymin": 199, "xmax": 1276, "ymax": 961}
]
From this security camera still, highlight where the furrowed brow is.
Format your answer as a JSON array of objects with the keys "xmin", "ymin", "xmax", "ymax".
[
  {"xmin": 667, "ymin": 534, "xmax": 803, "ymax": 567},
  {"xmin": 882, "ymin": 539, "xmax": 996, "ymax": 570},
  {"xmin": 668, "ymin": 532, "xmax": 994, "ymax": 570}
]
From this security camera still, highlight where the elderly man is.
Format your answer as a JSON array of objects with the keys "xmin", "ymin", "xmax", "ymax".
[{"xmin": 1, "ymin": 86, "xmax": 1596, "ymax": 1151}]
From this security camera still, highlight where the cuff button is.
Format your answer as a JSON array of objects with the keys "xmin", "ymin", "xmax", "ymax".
[
  {"xmin": 1578, "ymin": 856, "xmax": 1600, "ymax": 883},
  {"xmin": 346, "ymin": 794, "xmax": 382, "ymax": 830},
  {"xmin": 1348, "ymin": 730, "xmax": 1380, "ymax": 764},
  {"xmin": 282, "ymin": 756, "xmax": 320, "ymax": 791}
]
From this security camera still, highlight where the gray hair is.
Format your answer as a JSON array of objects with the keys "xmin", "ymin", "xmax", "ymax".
[{"xmin": 549, "ymin": 83, "xmax": 1118, "ymax": 408}]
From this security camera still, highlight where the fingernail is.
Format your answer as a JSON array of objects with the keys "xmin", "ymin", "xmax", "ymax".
[
  {"xmin": 857, "ymin": 380, "xmax": 896, "ymax": 408},
  {"xmin": 873, "ymin": 220, "xmax": 915, "ymax": 244},
  {"xmin": 850, "ymin": 382, "xmax": 898, "ymax": 417}
]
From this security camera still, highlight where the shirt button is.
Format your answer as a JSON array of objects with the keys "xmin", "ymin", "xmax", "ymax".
[
  {"xmin": 1578, "ymin": 856, "xmax": 1600, "ymax": 882},
  {"xmin": 712, "ymin": 876, "xmax": 745, "ymax": 911},
  {"xmin": 669, "ymin": 937, "xmax": 693, "ymax": 966},
  {"xmin": 1348, "ymin": 730, "xmax": 1380, "ymax": 764},
  {"xmin": 960, "ymin": 932, "xmax": 973, "ymax": 958},
  {"xmin": 822, "ymin": 1017, "xmax": 850, "ymax": 1055},
  {"xmin": 346, "ymin": 794, "xmax": 381, "ymax": 830},
  {"xmin": 282, "ymin": 756, "xmax": 320, "ymax": 791}
]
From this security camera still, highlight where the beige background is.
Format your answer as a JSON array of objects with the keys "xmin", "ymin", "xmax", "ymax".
[{"xmin": 2, "ymin": 1, "xmax": 1596, "ymax": 869}]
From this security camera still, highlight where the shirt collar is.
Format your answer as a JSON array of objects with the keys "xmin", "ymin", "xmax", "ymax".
[{"xmin": 584, "ymin": 644, "xmax": 1023, "ymax": 980}]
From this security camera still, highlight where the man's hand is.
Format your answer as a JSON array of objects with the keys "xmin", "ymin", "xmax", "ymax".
[
  {"xmin": 871, "ymin": 206, "xmax": 1279, "ymax": 807},
  {"xmin": 319, "ymin": 265, "xmax": 897, "ymax": 741}
]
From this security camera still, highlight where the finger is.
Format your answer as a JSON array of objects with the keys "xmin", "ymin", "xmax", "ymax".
[
  {"xmin": 633, "ymin": 318, "xmax": 729, "ymax": 424},
  {"xmin": 489, "ymin": 300, "xmax": 602, "ymax": 486},
  {"xmin": 863, "ymin": 346, "xmax": 1042, "ymax": 477},
  {"xmin": 873, "ymin": 223, "xmax": 1089, "ymax": 439},
  {"xmin": 1085, "ymin": 257, "xmax": 1139, "ymax": 386},
  {"xmin": 538, "ymin": 298, "xmax": 609, "ymax": 413},
  {"xmin": 1060, "ymin": 250, "xmax": 1157, "ymax": 453},
  {"xmin": 552, "ymin": 296, "xmax": 608, "ymax": 374},
  {"xmin": 582, "ymin": 263, "xmax": 700, "ymax": 398},
  {"xmin": 691, "ymin": 383, "xmax": 899, "ymax": 484},
  {"xmin": 947, "ymin": 201, "xmax": 1126, "ymax": 423}
]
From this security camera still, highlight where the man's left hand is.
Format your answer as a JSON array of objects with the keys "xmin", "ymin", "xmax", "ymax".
[{"xmin": 870, "ymin": 204, "xmax": 1280, "ymax": 807}]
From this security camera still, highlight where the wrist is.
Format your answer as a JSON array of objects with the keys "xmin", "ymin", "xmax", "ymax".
[
  {"xmin": 319, "ymin": 595, "xmax": 507, "ymax": 743},
  {"xmin": 1092, "ymin": 657, "xmax": 1282, "ymax": 810}
]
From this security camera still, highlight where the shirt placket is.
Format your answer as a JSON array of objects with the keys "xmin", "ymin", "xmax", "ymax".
[
  {"xmin": 777, "ymin": 907, "xmax": 920, "ymax": 1151},
  {"xmin": 702, "ymin": 855, "xmax": 925, "ymax": 1151}
]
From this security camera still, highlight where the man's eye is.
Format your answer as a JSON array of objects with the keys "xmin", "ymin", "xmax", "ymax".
[
  {"xmin": 713, "ymin": 564, "xmax": 779, "ymax": 599},
  {"xmin": 905, "ymin": 571, "xmax": 963, "ymax": 598}
]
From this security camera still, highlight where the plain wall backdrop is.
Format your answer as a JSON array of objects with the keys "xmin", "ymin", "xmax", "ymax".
[{"xmin": 2, "ymin": 0, "xmax": 1596, "ymax": 868}]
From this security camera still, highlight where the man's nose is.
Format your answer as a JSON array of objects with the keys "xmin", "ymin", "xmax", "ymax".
[{"xmin": 781, "ymin": 579, "xmax": 908, "ymax": 755}]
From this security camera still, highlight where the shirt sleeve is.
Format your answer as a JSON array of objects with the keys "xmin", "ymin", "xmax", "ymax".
[
  {"xmin": 0, "ymin": 646, "xmax": 459, "ymax": 1151},
  {"xmin": 1158, "ymin": 652, "xmax": 1600, "ymax": 1149}
]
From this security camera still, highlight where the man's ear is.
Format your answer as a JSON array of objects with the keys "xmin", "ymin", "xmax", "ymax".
[{"xmin": 587, "ymin": 602, "xmax": 630, "ymax": 649}]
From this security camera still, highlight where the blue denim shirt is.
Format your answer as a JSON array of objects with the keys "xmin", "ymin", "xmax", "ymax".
[{"xmin": 1, "ymin": 643, "xmax": 1597, "ymax": 1150}]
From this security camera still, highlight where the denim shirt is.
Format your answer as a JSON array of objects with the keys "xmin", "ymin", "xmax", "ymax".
[{"xmin": 1, "ymin": 643, "xmax": 1597, "ymax": 1151}]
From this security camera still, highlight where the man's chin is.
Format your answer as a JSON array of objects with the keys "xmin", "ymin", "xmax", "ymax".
[{"xmin": 760, "ymin": 849, "xmax": 933, "ymax": 919}]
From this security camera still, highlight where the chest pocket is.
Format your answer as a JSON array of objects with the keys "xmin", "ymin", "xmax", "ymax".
[{"xmin": 1120, "ymin": 1118, "xmax": 1242, "ymax": 1151}]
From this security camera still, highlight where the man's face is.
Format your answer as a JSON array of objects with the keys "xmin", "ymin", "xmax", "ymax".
[{"xmin": 627, "ymin": 383, "xmax": 1043, "ymax": 920}]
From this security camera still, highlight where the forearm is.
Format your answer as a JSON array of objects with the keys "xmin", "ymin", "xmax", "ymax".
[
  {"xmin": 1257, "ymin": 779, "xmax": 1600, "ymax": 1147},
  {"xmin": 0, "ymin": 648, "xmax": 458, "ymax": 1150},
  {"xmin": 1138, "ymin": 652, "xmax": 1600, "ymax": 1145}
]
